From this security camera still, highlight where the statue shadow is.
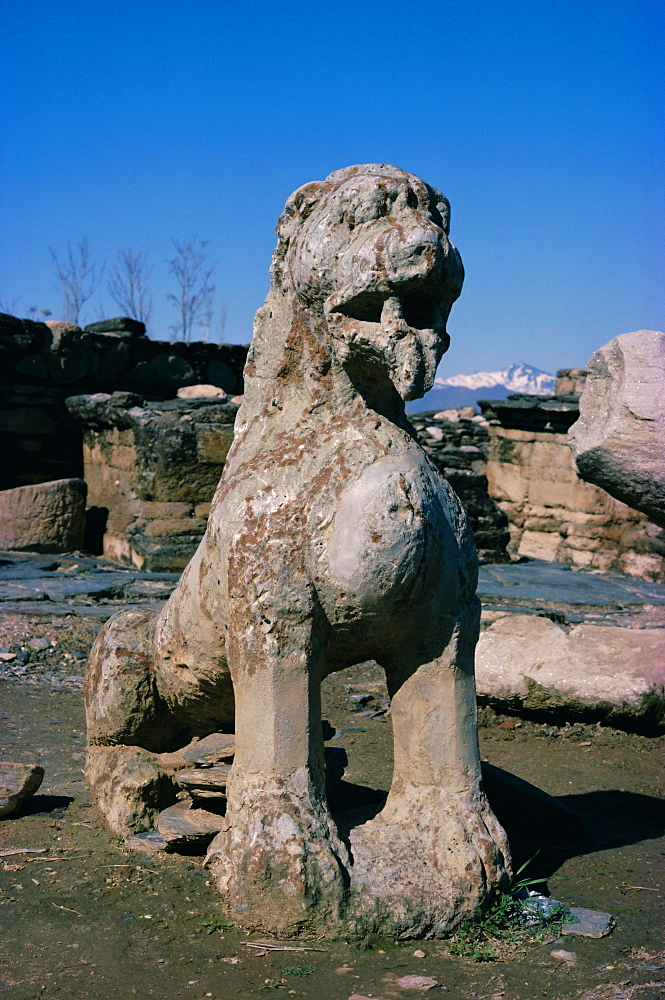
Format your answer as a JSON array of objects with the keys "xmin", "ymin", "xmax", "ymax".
[
  {"xmin": 501, "ymin": 786, "xmax": 665, "ymax": 889},
  {"xmin": 328, "ymin": 761, "xmax": 665, "ymax": 892}
]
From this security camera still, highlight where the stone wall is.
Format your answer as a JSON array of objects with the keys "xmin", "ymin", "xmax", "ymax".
[
  {"xmin": 479, "ymin": 390, "xmax": 665, "ymax": 583},
  {"xmin": 0, "ymin": 313, "xmax": 248, "ymax": 492},
  {"xmin": 408, "ymin": 408, "xmax": 510, "ymax": 563},
  {"xmin": 67, "ymin": 392, "xmax": 239, "ymax": 571}
]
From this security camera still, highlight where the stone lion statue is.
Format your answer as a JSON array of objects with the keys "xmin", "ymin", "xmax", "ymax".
[{"xmin": 85, "ymin": 163, "xmax": 510, "ymax": 938}]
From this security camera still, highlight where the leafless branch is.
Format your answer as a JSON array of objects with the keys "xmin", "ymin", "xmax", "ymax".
[
  {"xmin": 167, "ymin": 237, "xmax": 215, "ymax": 342},
  {"xmin": 49, "ymin": 238, "xmax": 103, "ymax": 324},
  {"xmin": 107, "ymin": 249, "xmax": 153, "ymax": 326}
]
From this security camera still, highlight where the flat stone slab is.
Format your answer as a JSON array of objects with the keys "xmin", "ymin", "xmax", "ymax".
[
  {"xmin": 2, "ymin": 550, "xmax": 663, "ymax": 625},
  {"xmin": 181, "ymin": 733, "xmax": 235, "ymax": 765},
  {"xmin": 0, "ymin": 551, "xmax": 180, "ymax": 616},
  {"xmin": 156, "ymin": 800, "xmax": 224, "ymax": 849},
  {"xmin": 0, "ymin": 762, "xmax": 44, "ymax": 818},
  {"xmin": 124, "ymin": 830, "xmax": 169, "ymax": 854},
  {"xmin": 562, "ymin": 906, "xmax": 615, "ymax": 937},
  {"xmin": 476, "ymin": 615, "xmax": 665, "ymax": 728},
  {"xmin": 175, "ymin": 765, "xmax": 231, "ymax": 792},
  {"xmin": 478, "ymin": 560, "xmax": 665, "ymax": 613}
]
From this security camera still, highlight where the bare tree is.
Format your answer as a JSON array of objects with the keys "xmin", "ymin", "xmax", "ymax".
[
  {"xmin": 107, "ymin": 249, "xmax": 153, "ymax": 326},
  {"xmin": 167, "ymin": 237, "xmax": 215, "ymax": 342},
  {"xmin": 0, "ymin": 297, "xmax": 20, "ymax": 315},
  {"xmin": 49, "ymin": 238, "xmax": 103, "ymax": 324}
]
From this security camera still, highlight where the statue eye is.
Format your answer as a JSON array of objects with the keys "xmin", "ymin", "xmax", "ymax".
[
  {"xmin": 337, "ymin": 292, "xmax": 383, "ymax": 323},
  {"xmin": 402, "ymin": 296, "xmax": 439, "ymax": 330},
  {"xmin": 406, "ymin": 187, "xmax": 419, "ymax": 210}
]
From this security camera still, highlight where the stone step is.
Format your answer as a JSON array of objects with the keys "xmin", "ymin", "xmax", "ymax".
[
  {"xmin": 156, "ymin": 799, "xmax": 224, "ymax": 849},
  {"xmin": 181, "ymin": 732, "xmax": 235, "ymax": 765},
  {"xmin": 175, "ymin": 764, "xmax": 231, "ymax": 792}
]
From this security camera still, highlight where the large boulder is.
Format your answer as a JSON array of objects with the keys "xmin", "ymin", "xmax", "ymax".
[
  {"xmin": 475, "ymin": 614, "xmax": 665, "ymax": 730},
  {"xmin": 569, "ymin": 331, "xmax": 665, "ymax": 528},
  {"xmin": 0, "ymin": 478, "xmax": 87, "ymax": 552}
]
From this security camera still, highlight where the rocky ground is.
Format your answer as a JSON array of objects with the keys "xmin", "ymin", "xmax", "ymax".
[{"xmin": 1, "ymin": 552, "xmax": 664, "ymax": 1000}]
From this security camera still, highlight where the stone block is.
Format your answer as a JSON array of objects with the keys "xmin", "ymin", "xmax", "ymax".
[
  {"xmin": 134, "ymin": 501, "xmax": 193, "ymax": 518},
  {"xmin": 518, "ymin": 530, "xmax": 561, "ymax": 562},
  {"xmin": 589, "ymin": 550, "xmax": 618, "ymax": 572},
  {"xmin": 84, "ymin": 317, "xmax": 146, "ymax": 337},
  {"xmin": 486, "ymin": 460, "xmax": 528, "ymax": 503},
  {"xmin": 0, "ymin": 478, "xmax": 86, "ymax": 552},
  {"xmin": 563, "ymin": 535, "xmax": 602, "ymax": 551},
  {"xmin": 476, "ymin": 614, "xmax": 665, "ymax": 728},
  {"xmin": 143, "ymin": 517, "xmax": 208, "ymax": 538},
  {"xmin": 157, "ymin": 799, "xmax": 224, "ymax": 849},
  {"xmin": 205, "ymin": 359, "xmax": 238, "ymax": 393},
  {"xmin": 523, "ymin": 516, "xmax": 563, "ymax": 532},
  {"xmin": 618, "ymin": 552, "xmax": 665, "ymax": 582},
  {"xmin": 99, "ymin": 443, "xmax": 138, "ymax": 471},
  {"xmin": 103, "ymin": 532, "xmax": 137, "ymax": 565},
  {"xmin": 86, "ymin": 745, "xmax": 178, "ymax": 835},
  {"xmin": 567, "ymin": 548, "xmax": 594, "ymax": 567},
  {"xmin": 196, "ymin": 424, "xmax": 234, "ymax": 464}
]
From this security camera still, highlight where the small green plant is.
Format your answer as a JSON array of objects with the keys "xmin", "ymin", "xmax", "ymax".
[
  {"xmin": 199, "ymin": 917, "xmax": 233, "ymax": 933},
  {"xmin": 111, "ymin": 833, "xmax": 124, "ymax": 846},
  {"xmin": 510, "ymin": 852, "xmax": 550, "ymax": 893},
  {"xmin": 447, "ymin": 855, "xmax": 574, "ymax": 961},
  {"xmin": 284, "ymin": 963, "xmax": 316, "ymax": 977}
]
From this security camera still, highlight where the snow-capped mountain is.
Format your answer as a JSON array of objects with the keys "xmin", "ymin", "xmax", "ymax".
[{"xmin": 406, "ymin": 362, "xmax": 556, "ymax": 413}]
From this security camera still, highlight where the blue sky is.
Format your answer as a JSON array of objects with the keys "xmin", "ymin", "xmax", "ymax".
[{"xmin": 1, "ymin": 0, "xmax": 662, "ymax": 377}]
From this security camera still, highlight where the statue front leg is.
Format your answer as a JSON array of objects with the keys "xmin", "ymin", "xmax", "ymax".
[
  {"xmin": 348, "ymin": 603, "xmax": 511, "ymax": 938},
  {"xmin": 205, "ymin": 595, "xmax": 350, "ymax": 936}
]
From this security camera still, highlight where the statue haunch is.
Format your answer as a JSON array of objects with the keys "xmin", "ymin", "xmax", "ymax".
[{"xmin": 85, "ymin": 164, "xmax": 510, "ymax": 938}]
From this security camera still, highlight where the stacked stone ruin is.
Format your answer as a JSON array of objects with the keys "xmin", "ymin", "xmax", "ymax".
[{"xmin": 479, "ymin": 368, "xmax": 664, "ymax": 582}]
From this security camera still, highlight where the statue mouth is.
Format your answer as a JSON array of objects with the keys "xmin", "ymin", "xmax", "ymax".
[{"xmin": 325, "ymin": 292, "xmax": 450, "ymax": 401}]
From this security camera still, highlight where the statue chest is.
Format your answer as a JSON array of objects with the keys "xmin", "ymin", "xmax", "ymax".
[{"xmin": 320, "ymin": 452, "xmax": 459, "ymax": 610}]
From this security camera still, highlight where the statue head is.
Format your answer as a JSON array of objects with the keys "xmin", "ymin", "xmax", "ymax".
[{"xmin": 248, "ymin": 164, "xmax": 464, "ymax": 403}]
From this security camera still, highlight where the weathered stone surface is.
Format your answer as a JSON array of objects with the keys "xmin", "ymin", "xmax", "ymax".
[
  {"xmin": 561, "ymin": 906, "xmax": 615, "ymax": 938},
  {"xmin": 475, "ymin": 615, "xmax": 665, "ymax": 728},
  {"xmin": 67, "ymin": 393, "xmax": 239, "ymax": 571},
  {"xmin": 0, "ymin": 762, "xmax": 44, "ymax": 818},
  {"xmin": 0, "ymin": 313, "xmax": 248, "ymax": 492},
  {"xmin": 86, "ymin": 164, "xmax": 510, "ymax": 938},
  {"xmin": 85, "ymin": 744, "xmax": 178, "ymax": 835},
  {"xmin": 0, "ymin": 478, "xmax": 86, "ymax": 552},
  {"xmin": 124, "ymin": 829, "xmax": 168, "ymax": 854},
  {"xmin": 84, "ymin": 317, "xmax": 146, "ymax": 337},
  {"xmin": 156, "ymin": 799, "xmax": 224, "ymax": 849},
  {"xmin": 176, "ymin": 765, "xmax": 231, "ymax": 792},
  {"xmin": 481, "ymin": 403, "xmax": 665, "ymax": 582},
  {"xmin": 569, "ymin": 330, "xmax": 665, "ymax": 528},
  {"xmin": 177, "ymin": 383, "xmax": 227, "ymax": 399},
  {"xmin": 181, "ymin": 733, "xmax": 235, "ymax": 764},
  {"xmin": 555, "ymin": 368, "xmax": 587, "ymax": 397}
]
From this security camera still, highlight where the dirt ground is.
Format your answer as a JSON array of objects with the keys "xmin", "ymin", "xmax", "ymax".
[{"xmin": 1, "ymin": 612, "xmax": 664, "ymax": 1000}]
